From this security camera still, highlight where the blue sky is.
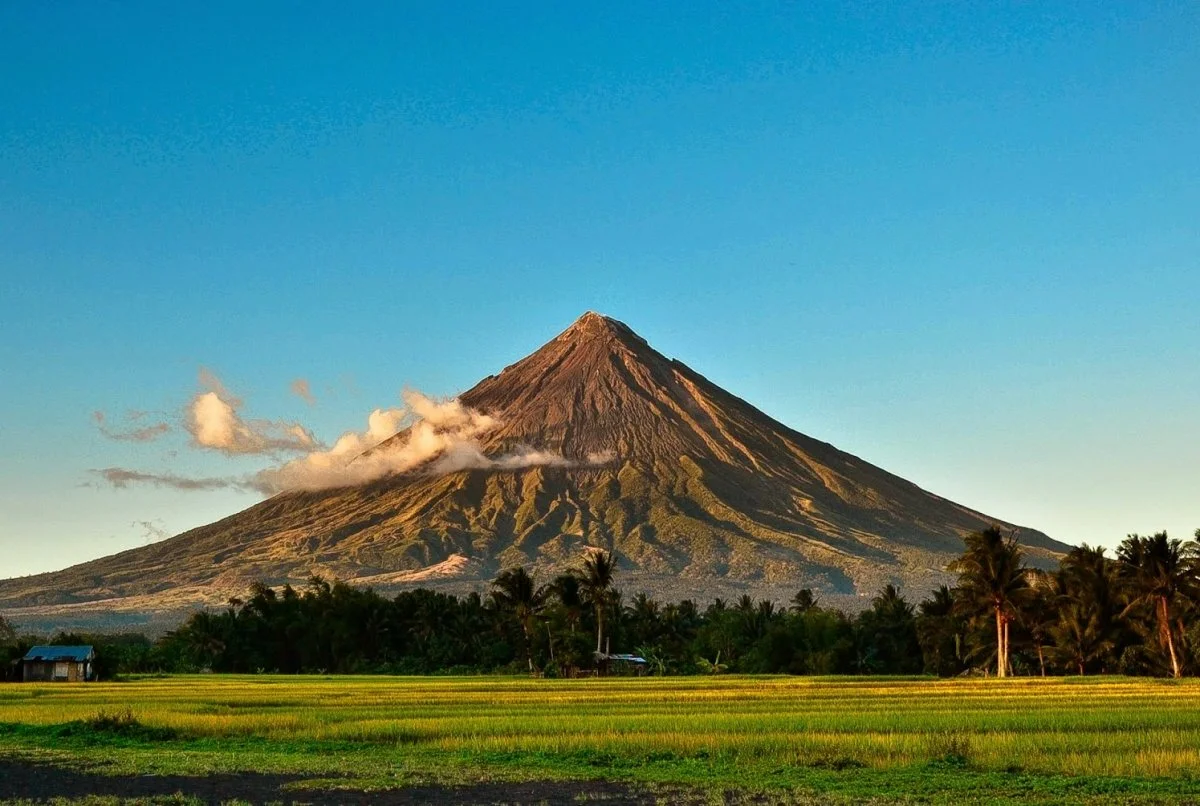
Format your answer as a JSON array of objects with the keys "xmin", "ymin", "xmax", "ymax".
[{"xmin": 2, "ymin": 2, "xmax": 1198, "ymax": 577}]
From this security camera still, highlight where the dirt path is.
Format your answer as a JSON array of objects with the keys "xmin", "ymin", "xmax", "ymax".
[{"xmin": 0, "ymin": 759, "xmax": 740, "ymax": 805}]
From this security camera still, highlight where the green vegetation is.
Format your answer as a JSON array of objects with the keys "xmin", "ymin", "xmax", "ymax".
[
  {"xmin": 7, "ymin": 530, "xmax": 1200, "ymax": 681},
  {"xmin": 4, "ymin": 676, "xmax": 1200, "ymax": 802},
  {"xmin": 6, "ymin": 533, "xmax": 1200, "ymax": 799}
]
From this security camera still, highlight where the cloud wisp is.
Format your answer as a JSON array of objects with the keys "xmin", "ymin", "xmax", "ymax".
[
  {"xmin": 252, "ymin": 391, "xmax": 615, "ymax": 494},
  {"xmin": 92, "ymin": 411, "xmax": 171, "ymax": 442},
  {"xmin": 92, "ymin": 467, "xmax": 249, "ymax": 492},
  {"xmin": 131, "ymin": 519, "xmax": 171, "ymax": 544},
  {"xmin": 251, "ymin": 391, "xmax": 499, "ymax": 493},
  {"xmin": 290, "ymin": 378, "xmax": 315, "ymax": 405},
  {"xmin": 93, "ymin": 374, "xmax": 617, "ymax": 496},
  {"xmin": 187, "ymin": 369, "xmax": 321, "ymax": 456}
]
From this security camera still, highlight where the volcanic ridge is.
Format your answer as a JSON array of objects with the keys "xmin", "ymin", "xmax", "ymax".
[{"xmin": 0, "ymin": 312, "xmax": 1067, "ymax": 629}]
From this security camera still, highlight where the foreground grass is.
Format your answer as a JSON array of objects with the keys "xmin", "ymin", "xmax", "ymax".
[{"xmin": 3, "ymin": 675, "xmax": 1200, "ymax": 803}]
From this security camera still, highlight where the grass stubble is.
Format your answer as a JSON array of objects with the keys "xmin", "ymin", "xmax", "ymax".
[{"xmin": 2, "ymin": 676, "xmax": 1200, "ymax": 804}]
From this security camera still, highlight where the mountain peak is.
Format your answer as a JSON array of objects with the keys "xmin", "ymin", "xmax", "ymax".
[
  {"xmin": 0, "ymin": 313, "xmax": 1068, "ymax": 626},
  {"xmin": 576, "ymin": 310, "xmax": 610, "ymax": 324},
  {"xmin": 557, "ymin": 311, "xmax": 650, "ymax": 353},
  {"xmin": 562, "ymin": 310, "xmax": 623, "ymax": 338}
]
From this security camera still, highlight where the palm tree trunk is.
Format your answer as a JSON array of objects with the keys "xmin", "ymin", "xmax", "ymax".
[
  {"xmin": 1037, "ymin": 644, "xmax": 1046, "ymax": 677},
  {"xmin": 995, "ymin": 607, "xmax": 1005, "ymax": 678},
  {"xmin": 595, "ymin": 606, "xmax": 605, "ymax": 655},
  {"xmin": 522, "ymin": 620, "xmax": 534, "ymax": 673},
  {"xmin": 1160, "ymin": 597, "xmax": 1180, "ymax": 679},
  {"xmin": 998, "ymin": 618, "xmax": 1008, "ymax": 676}
]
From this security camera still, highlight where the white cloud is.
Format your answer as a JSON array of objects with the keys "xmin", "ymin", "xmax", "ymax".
[
  {"xmin": 251, "ymin": 391, "xmax": 615, "ymax": 494},
  {"xmin": 93, "ymin": 374, "xmax": 618, "ymax": 497},
  {"xmin": 186, "ymin": 369, "xmax": 320, "ymax": 455}
]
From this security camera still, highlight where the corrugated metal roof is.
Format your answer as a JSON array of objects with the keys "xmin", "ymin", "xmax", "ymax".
[{"xmin": 22, "ymin": 645, "xmax": 94, "ymax": 662}]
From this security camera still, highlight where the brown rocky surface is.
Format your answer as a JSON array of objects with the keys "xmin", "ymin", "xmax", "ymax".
[{"xmin": 0, "ymin": 312, "xmax": 1067, "ymax": 630}]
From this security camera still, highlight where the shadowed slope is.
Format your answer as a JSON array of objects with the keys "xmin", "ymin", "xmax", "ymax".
[{"xmin": 0, "ymin": 313, "xmax": 1067, "ymax": 624}]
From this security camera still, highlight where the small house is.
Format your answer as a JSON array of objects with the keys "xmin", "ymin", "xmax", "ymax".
[
  {"xmin": 594, "ymin": 652, "xmax": 647, "ymax": 676},
  {"xmin": 22, "ymin": 646, "xmax": 96, "ymax": 682}
]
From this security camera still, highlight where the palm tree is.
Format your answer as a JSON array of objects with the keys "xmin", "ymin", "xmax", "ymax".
[
  {"xmin": 661, "ymin": 600, "xmax": 700, "ymax": 659},
  {"xmin": 754, "ymin": 599, "xmax": 777, "ymax": 637},
  {"xmin": 705, "ymin": 598, "xmax": 728, "ymax": 619},
  {"xmin": 626, "ymin": 592, "xmax": 661, "ymax": 647},
  {"xmin": 579, "ymin": 550, "xmax": 617, "ymax": 655},
  {"xmin": 1047, "ymin": 601, "xmax": 1115, "ymax": 676},
  {"xmin": 790, "ymin": 589, "xmax": 818, "ymax": 614},
  {"xmin": 178, "ymin": 610, "xmax": 229, "ymax": 670},
  {"xmin": 491, "ymin": 566, "xmax": 545, "ymax": 673},
  {"xmin": 859, "ymin": 584, "xmax": 921, "ymax": 674},
  {"xmin": 628, "ymin": 591, "xmax": 660, "ymax": 621},
  {"xmin": 948, "ymin": 527, "xmax": 1033, "ymax": 678},
  {"xmin": 1023, "ymin": 570, "xmax": 1059, "ymax": 677},
  {"xmin": 547, "ymin": 573, "xmax": 584, "ymax": 634},
  {"xmin": 916, "ymin": 585, "xmax": 966, "ymax": 677},
  {"xmin": 1116, "ymin": 532, "xmax": 1199, "ymax": 679},
  {"xmin": 0, "ymin": 615, "xmax": 15, "ymax": 647},
  {"xmin": 1053, "ymin": 545, "xmax": 1123, "ymax": 674}
]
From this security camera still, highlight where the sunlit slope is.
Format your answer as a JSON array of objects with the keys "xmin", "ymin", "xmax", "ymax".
[{"xmin": 0, "ymin": 313, "xmax": 1066, "ymax": 615}]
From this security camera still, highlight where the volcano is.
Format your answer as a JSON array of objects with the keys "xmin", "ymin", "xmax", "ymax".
[{"xmin": 0, "ymin": 312, "xmax": 1067, "ymax": 628}]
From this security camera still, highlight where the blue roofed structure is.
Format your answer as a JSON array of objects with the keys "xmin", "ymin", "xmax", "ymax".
[{"xmin": 22, "ymin": 645, "xmax": 95, "ymax": 682}]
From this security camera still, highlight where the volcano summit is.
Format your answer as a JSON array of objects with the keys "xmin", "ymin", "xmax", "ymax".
[{"xmin": 0, "ymin": 313, "xmax": 1067, "ymax": 627}]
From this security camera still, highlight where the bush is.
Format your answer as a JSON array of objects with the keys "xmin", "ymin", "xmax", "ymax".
[
  {"xmin": 925, "ymin": 729, "xmax": 972, "ymax": 767},
  {"xmin": 56, "ymin": 707, "xmax": 178, "ymax": 742}
]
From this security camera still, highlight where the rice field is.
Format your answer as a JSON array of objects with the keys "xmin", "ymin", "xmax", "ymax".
[{"xmin": 3, "ymin": 675, "xmax": 1200, "ymax": 802}]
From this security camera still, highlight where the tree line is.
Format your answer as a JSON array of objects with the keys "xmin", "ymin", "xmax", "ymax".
[{"xmin": 3, "ymin": 528, "xmax": 1200, "ymax": 678}]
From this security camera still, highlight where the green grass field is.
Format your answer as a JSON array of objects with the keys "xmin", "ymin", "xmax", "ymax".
[{"xmin": 3, "ymin": 675, "xmax": 1200, "ymax": 803}]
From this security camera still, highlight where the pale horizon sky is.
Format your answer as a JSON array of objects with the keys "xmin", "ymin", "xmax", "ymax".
[{"xmin": 2, "ymin": 3, "xmax": 1199, "ymax": 578}]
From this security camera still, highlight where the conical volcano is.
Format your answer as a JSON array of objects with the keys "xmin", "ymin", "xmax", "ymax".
[{"xmin": 0, "ymin": 312, "xmax": 1067, "ymax": 627}]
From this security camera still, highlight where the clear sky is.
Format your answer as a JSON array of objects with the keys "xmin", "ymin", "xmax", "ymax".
[{"xmin": 2, "ymin": 3, "xmax": 1198, "ymax": 578}]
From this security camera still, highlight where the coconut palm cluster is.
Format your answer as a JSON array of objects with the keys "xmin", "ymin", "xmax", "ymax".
[
  {"xmin": 934, "ymin": 527, "xmax": 1200, "ymax": 678},
  {"xmin": 6, "ymin": 531, "xmax": 1199, "ymax": 678}
]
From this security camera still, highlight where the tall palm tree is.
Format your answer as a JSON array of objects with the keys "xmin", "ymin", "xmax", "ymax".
[
  {"xmin": 1023, "ymin": 569, "xmax": 1060, "ymax": 677},
  {"xmin": 1053, "ymin": 545, "xmax": 1123, "ymax": 674},
  {"xmin": 179, "ymin": 610, "xmax": 229, "ymax": 670},
  {"xmin": 579, "ymin": 550, "xmax": 617, "ymax": 655},
  {"xmin": 948, "ymin": 527, "xmax": 1033, "ymax": 678},
  {"xmin": 1116, "ymin": 532, "xmax": 1199, "ymax": 679},
  {"xmin": 1047, "ymin": 601, "xmax": 1115, "ymax": 676},
  {"xmin": 547, "ymin": 573, "xmax": 584, "ymax": 634},
  {"xmin": 916, "ymin": 585, "xmax": 966, "ymax": 677},
  {"xmin": 491, "ymin": 566, "xmax": 544, "ymax": 672},
  {"xmin": 739, "ymin": 598, "xmax": 777, "ymax": 642},
  {"xmin": 859, "ymin": 584, "xmax": 921, "ymax": 674},
  {"xmin": 628, "ymin": 591, "xmax": 660, "ymax": 621}
]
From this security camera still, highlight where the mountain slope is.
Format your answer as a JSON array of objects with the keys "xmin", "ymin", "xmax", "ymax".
[{"xmin": 0, "ymin": 313, "xmax": 1068, "ymax": 624}]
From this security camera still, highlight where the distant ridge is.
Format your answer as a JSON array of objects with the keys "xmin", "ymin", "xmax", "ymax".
[{"xmin": 0, "ymin": 312, "xmax": 1068, "ymax": 629}]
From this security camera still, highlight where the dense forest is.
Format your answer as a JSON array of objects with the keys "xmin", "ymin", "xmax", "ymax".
[{"xmin": 4, "ymin": 528, "xmax": 1200, "ymax": 679}]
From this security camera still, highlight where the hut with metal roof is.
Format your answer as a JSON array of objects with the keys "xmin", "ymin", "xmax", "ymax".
[{"xmin": 22, "ymin": 646, "xmax": 96, "ymax": 682}]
